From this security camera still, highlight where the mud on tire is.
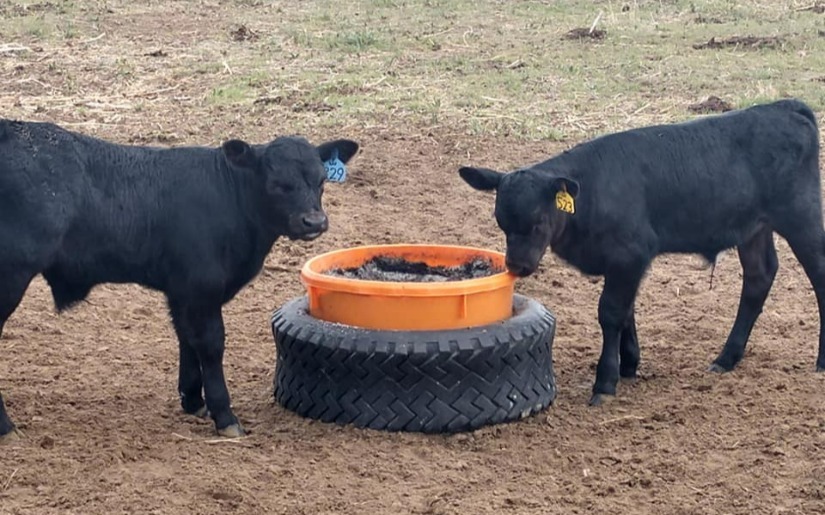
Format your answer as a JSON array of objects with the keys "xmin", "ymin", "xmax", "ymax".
[{"xmin": 271, "ymin": 294, "xmax": 557, "ymax": 433}]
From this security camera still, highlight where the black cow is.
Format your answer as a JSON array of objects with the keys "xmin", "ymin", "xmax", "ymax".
[
  {"xmin": 0, "ymin": 120, "xmax": 358, "ymax": 441},
  {"xmin": 459, "ymin": 99, "xmax": 822, "ymax": 406}
]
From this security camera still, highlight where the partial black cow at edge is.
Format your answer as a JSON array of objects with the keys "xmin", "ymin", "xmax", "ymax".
[
  {"xmin": 459, "ymin": 99, "xmax": 822, "ymax": 406},
  {"xmin": 0, "ymin": 119, "xmax": 359, "ymax": 441}
]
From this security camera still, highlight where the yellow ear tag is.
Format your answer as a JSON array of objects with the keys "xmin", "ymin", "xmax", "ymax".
[{"xmin": 555, "ymin": 185, "xmax": 575, "ymax": 214}]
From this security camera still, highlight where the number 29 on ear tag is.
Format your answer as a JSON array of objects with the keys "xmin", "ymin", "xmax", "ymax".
[
  {"xmin": 324, "ymin": 148, "xmax": 347, "ymax": 183},
  {"xmin": 555, "ymin": 187, "xmax": 575, "ymax": 214}
]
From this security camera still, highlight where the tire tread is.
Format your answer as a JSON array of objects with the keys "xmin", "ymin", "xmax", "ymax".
[{"xmin": 272, "ymin": 294, "xmax": 556, "ymax": 433}]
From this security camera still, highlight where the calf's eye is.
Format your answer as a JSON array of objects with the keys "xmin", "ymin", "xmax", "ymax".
[{"xmin": 270, "ymin": 182, "xmax": 295, "ymax": 193}]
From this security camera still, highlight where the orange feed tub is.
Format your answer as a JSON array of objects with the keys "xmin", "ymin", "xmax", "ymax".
[{"xmin": 300, "ymin": 244, "xmax": 517, "ymax": 331}]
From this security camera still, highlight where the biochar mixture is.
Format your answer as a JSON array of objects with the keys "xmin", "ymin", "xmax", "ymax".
[{"xmin": 325, "ymin": 256, "xmax": 503, "ymax": 282}]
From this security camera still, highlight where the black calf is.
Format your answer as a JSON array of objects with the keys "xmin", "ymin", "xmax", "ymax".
[
  {"xmin": 460, "ymin": 99, "xmax": 822, "ymax": 404},
  {"xmin": 0, "ymin": 120, "xmax": 359, "ymax": 438}
]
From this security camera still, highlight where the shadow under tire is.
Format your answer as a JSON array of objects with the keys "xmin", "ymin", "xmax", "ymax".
[{"xmin": 271, "ymin": 293, "xmax": 557, "ymax": 433}]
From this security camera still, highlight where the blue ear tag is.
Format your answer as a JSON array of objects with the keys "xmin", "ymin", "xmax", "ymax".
[{"xmin": 324, "ymin": 148, "xmax": 347, "ymax": 183}]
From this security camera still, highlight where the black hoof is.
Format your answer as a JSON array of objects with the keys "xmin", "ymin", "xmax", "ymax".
[
  {"xmin": 619, "ymin": 368, "xmax": 638, "ymax": 381},
  {"xmin": 217, "ymin": 423, "xmax": 246, "ymax": 438},
  {"xmin": 589, "ymin": 393, "xmax": 615, "ymax": 406},
  {"xmin": 181, "ymin": 395, "xmax": 207, "ymax": 417},
  {"xmin": 707, "ymin": 363, "xmax": 730, "ymax": 374},
  {"xmin": 0, "ymin": 427, "xmax": 22, "ymax": 444}
]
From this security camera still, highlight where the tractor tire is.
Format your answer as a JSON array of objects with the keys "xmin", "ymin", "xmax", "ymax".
[{"xmin": 271, "ymin": 293, "xmax": 556, "ymax": 433}]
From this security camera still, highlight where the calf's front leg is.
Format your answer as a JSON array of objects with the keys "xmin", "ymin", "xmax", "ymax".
[
  {"xmin": 590, "ymin": 265, "xmax": 647, "ymax": 406},
  {"xmin": 0, "ymin": 391, "xmax": 18, "ymax": 444},
  {"xmin": 178, "ymin": 340, "xmax": 208, "ymax": 418},
  {"xmin": 619, "ymin": 310, "xmax": 640, "ymax": 380},
  {"xmin": 170, "ymin": 302, "xmax": 207, "ymax": 417},
  {"xmin": 171, "ymin": 302, "xmax": 243, "ymax": 437},
  {"xmin": 1, "ymin": 323, "xmax": 22, "ymax": 443}
]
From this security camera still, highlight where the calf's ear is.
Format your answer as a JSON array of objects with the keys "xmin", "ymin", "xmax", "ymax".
[
  {"xmin": 317, "ymin": 139, "xmax": 359, "ymax": 164},
  {"xmin": 222, "ymin": 139, "xmax": 257, "ymax": 169},
  {"xmin": 548, "ymin": 177, "xmax": 580, "ymax": 198},
  {"xmin": 459, "ymin": 166, "xmax": 504, "ymax": 191}
]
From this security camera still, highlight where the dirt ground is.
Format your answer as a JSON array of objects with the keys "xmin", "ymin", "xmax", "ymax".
[
  {"xmin": 2, "ymin": 130, "xmax": 824, "ymax": 515},
  {"xmin": 3, "ymin": 1, "xmax": 825, "ymax": 514}
]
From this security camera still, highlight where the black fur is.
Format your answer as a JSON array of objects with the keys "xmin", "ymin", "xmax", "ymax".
[
  {"xmin": 460, "ymin": 99, "xmax": 823, "ymax": 404},
  {"xmin": 0, "ymin": 119, "xmax": 359, "ymax": 436}
]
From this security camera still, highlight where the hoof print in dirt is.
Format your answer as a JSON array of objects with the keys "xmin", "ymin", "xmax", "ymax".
[{"xmin": 271, "ymin": 294, "xmax": 557, "ymax": 434}]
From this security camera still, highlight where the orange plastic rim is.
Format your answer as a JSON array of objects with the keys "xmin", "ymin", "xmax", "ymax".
[{"xmin": 300, "ymin": 244, "xmax": 517, "ymax": 331}]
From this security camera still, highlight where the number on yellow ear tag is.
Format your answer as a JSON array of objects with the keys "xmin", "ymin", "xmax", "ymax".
[{"xmin": 555, "ymin": 190, "xmax": 575, "ymax": 214}]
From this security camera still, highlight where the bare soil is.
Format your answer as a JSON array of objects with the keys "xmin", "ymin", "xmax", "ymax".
[
  {"xmin": 2, "ymin": 129, "xmax": 825, "ymax": 515},
  {"xmin": 325, "ymin": 256, "xmax": 501, "ymax": 282},
  {"xmin": 688, "ymin": 96, "xmax": 734, "ymax": 114},
  {"xmin": 562, "ymin": 27, "xmax": 606, "ymax": 41},
  {"xmin": 692, "ymin": 35, "xmax": 784, "ymax": 50}
]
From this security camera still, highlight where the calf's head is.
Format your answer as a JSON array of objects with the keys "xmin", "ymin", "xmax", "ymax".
[
  {"xmin": 459, "ymin": 166, "xmax": 579, "ymax": 277},
  {"xmin": 222, "ymin": 136, "xmax": 359, "ymax": 241}
]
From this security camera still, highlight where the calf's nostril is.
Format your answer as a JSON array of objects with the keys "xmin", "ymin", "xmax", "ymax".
[
  {"xmin": 302, "ymin": 213, "xmax": 327, "ymax": 229},
  {"xmin": 505, "ymin": 260, "xmax": 532, "ymax": 277}
]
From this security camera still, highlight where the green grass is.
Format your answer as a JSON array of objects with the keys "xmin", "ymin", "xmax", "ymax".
[
  {"xmin": 1, "ymin": 0, "xmax": 823, "ymax": 141},
  {"xmin": 235, "ymin": 0, "xmax": 825, "ymax": 139},
  {"xmin": 209, "ymin": 83, "xmax": 254, "ymax": 105},
  {"xmin": 323, "ymin": 30, "xmax": 382, "ymax": 52}
]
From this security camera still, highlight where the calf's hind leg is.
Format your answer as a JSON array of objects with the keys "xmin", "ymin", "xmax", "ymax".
[
  {"xmin": 709, "ymin": 227, "xmax": 778, "ymax": 373},
  {"xmin": 0, "ymin": 269, "xmax": 37, "ymax": 443},
  {"xmin": 777, "ymin": 226, "xmax": 825, "ymax": 371}
]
